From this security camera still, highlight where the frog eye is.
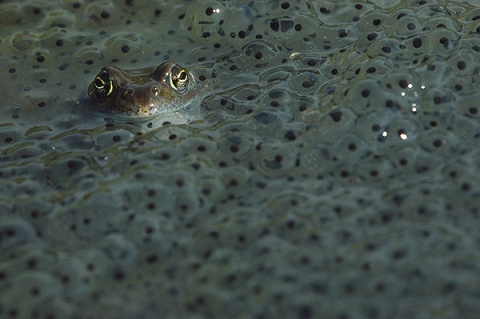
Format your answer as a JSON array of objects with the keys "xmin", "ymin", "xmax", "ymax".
[
  {"xmin": 169, "ymin": 64, "xmax": 189, "ymax": 93},
  {"xmin": 90, "ymin": 69, "xmax": 114, "ymax": 100}
]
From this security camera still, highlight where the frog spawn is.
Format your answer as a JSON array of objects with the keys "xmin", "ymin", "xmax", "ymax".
[{"xmin": 2, "ymin": 0, "xmax": 480, "ymax": 318}]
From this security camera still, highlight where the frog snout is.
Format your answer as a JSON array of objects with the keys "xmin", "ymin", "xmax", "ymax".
[{"xmin": 120, "ymin": 87, "xmax": 157, "ymax": 107}]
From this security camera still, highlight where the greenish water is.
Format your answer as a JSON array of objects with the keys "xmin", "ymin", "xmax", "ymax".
[{"xmin": 1, "ymin": 0, "xmax": 480, "ymax": 318}]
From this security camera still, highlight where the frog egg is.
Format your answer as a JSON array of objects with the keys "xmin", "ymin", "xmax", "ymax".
[
  {"xmin": 424, "ymin": 15, "xmax": 460, "ymax": 32},
  {"xmin": 252, "ymin": 141, "xmax": 301, "ymax": 176},
  {"xmin": 311, "ymin": 1, "xmax": 373, "ymax": 26},
  {"xmin": 392, "ymin": 14, "xmax": 424, "ymax": 37},
  {"xmin": 82, "ymin": 2, "xmax": 123, "ymax": 27},
  {"xmin": 0, "ymin": 3, "xmax": 27, "ymax": 27},
  {"xmin": 10, "ymin": 32, "xmax": 40, "ymax": 52},
  {"xmin": 457, "ymin": 93, "xmax": 480, "ymax": 118},
  {"xmin": 448, "ymin": 51, "xmax": 479, "ymax": 77},
  {"xmin": 103, "ymin": 33, "xmax": 146, "ymax": 61},
  {"xmin": 75, "ymin": 46, "xmax": 104, "ymax": 65},
  {"xmin": 0, "ymin": 127, "xmax": 23, "ymax": 147},
  {"xmin": 289, "ymin": 70, "xmax": 323, "ymax": 95},
  {"xmin": 0, "ymin": 219, "xmax": 39, "ymax": 255},
  {"xmin": 247, "ymin": 0, "xmax": 312, "ymax": 17},
  {"xmin": 94, "ymin": 129, "xmax": 135, "ymax": 149},
  {"xmin": 184, "ymin": 0, "xmax": 227, "ymax": 37}
]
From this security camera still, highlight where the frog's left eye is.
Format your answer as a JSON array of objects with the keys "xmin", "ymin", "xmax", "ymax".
[
  {"xmin": 89, "ymin": 69, "xmax": 114, "ymax": 100},
  {"xmin": 169, "ymin": 64, "xmax": 189, "ymax": 93}
]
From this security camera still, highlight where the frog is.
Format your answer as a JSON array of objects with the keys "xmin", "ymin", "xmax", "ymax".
[{"xmin": 79, "ymin": 61, "xmax": 201, "ymax": 117}]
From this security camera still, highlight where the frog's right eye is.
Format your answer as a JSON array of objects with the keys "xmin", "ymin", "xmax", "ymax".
[
  {"xmin": 89, "ymin": 70, "xmax": 114, "ymax": 100},
  {"xmin": 169, "ymin": 64, "xmax": 190, "ymax": 93}
]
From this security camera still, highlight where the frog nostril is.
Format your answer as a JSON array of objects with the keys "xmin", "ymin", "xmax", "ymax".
[{"xmin": 122, "ymin": 89, "xmax": 133, "ymax": 99}]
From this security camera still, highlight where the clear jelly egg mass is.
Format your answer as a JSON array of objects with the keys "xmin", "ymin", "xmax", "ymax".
[{"xmin": 1, "ymin": 1, "xmax": 480, "ymax": 318}]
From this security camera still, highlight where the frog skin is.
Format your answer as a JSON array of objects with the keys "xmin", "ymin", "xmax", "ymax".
[{"xmin": 81, "ymin": 61, "xmax": 199, "ymax": 117}]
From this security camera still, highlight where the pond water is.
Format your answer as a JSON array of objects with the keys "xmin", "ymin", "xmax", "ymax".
[{"xmin": 1, "ymin": 0, "xmax": 480, "ymax": 318}]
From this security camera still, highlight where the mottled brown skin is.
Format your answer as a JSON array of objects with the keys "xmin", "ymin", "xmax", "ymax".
[{"xmin": 85, "ymin": 61, "xmax": 197, "ymax": 117}]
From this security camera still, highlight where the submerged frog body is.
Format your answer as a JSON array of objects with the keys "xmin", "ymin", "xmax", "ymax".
[{"xmin": 81, "ymin": 61, "xmax": 200, "ymax": 117}]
